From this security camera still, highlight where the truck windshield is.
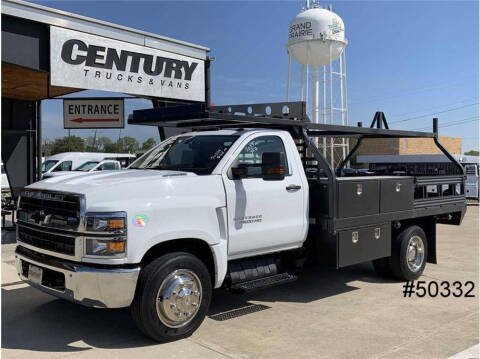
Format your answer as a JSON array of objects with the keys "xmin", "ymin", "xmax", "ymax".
[
  {"xmin": 41, "ymin": 160, "xmax": 58, "ymax": 173},
  {"xmin": 75, "ymin": 161, "xmax": 100, "ymax": 171},
  {"xmin": 129, "ymin": 135, "xmax": 239, "ymax": 175}
]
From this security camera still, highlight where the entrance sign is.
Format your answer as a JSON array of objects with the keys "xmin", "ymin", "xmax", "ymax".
[
  {"xmin": 63, "ymin": 98, "xmax": 125, "ymax": 129},
  {"xmin": 51, "ymin": 27, "xmax": 205, "ymax": 102}
]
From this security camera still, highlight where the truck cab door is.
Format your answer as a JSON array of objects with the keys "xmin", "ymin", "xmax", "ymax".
[{"xmin": 222, "ymin": 133, "xmax": 306, "ymax": 258}]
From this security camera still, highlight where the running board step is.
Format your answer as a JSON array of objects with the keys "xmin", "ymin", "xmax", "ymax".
[{"xmin": 231, "ymin": 273, "xmax": 297, "ymax": 293}]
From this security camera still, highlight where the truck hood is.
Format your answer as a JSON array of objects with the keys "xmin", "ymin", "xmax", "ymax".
[
  {"xmin": 26, "ymin": 169, "xmax": 226, "ymax": 212},
  {"xmin": 30, "ymin": 169, "xmax": 195, "ymax": 193}
]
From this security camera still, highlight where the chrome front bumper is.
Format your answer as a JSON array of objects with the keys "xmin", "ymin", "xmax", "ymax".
[{"xmin": 15, "ymin": 246, "xmax": 140, "ymax": 308}]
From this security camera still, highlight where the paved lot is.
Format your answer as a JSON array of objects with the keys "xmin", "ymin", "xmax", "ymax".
[{"xmin": 2, "ymin": 207, "xmax": 478, "ymax": 359}]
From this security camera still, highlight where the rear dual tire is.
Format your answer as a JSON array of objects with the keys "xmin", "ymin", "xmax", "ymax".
[{"xmin": 373, "ymin": 225, "xmax": 427, "ymax": 281}]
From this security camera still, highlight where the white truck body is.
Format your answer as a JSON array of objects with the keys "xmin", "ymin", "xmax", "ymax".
[{"xmin": 22, "ymin": 129, "xmax": 308, "ymax": 291}]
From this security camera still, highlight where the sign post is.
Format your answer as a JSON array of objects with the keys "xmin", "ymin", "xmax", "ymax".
[{"xmin": 63, "ymin": 98, "xmax": 125, "ymax": 129}]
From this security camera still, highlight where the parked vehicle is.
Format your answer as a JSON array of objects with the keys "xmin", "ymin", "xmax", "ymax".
[
  {"xmin": 464, "ymin": 164, "xmax": 479, "ymax": 199},
  {"xmin": 1, "ymin": 162, "xmax": 10, "ymax": 193},
  {"xmin": 41, "ymin": 152, "xmax": 136, "ymax": 178},
  {"xmin": 15, "ymin": 102, "xmax": 466, "ymax": 342},
  {"xmin": 42, "ymin": 159, "xmax": 122, "ymax": 179},
  {"xmin": 1, "ymin": 162, "xmax": 12, "ymax": 207}
]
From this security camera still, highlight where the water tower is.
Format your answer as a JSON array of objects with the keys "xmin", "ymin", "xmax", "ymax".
[{"xmin": 286, "ymin": 1, "xmax": 349, "ymax": 168}]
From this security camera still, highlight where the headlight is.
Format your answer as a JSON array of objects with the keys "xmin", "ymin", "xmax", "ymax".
[
  {"xmin": 85, "ymin": 238, "xmax": 126, "ymax": 256},
  {"xmin": 84, "ymin": 212, "xmax": 127, "ymax": 257},
  {"xmin": 86, "ymin": 212, "xmax": 126, "ymax": 233}
]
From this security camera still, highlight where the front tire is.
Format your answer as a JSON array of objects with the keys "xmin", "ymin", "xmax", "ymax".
[
  {"xmin": 389, "ymin": 225, "xmax": 428, "ymax": 281},
  {"xmin": 131, "ymin": 252, "xmax": 212, "ymax": 342}
]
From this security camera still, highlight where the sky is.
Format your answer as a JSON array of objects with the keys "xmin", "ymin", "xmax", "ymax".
[{"xmin": 36, "ymin": 0, "xmax": 479, "ymax": 152}]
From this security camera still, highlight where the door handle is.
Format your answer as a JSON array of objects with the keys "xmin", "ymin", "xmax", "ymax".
[{"xmin": 286, "ymin": 184, "xmax": 301, "ymax": 191}]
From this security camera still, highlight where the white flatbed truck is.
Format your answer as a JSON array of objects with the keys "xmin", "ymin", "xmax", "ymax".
[{"xmin": 15, "ymin": 102, "xmax": 466, "ymax": 342}]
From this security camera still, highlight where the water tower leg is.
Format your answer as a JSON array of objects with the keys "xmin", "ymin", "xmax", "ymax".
[
  {"xmin": 300, "ymin": 65, "xmax": 305, "ymax": 101},
  {"xmin": 305, "ymin": 65, "xmax": 309, "ymax": 114},
  {"xmin": 312, "ymin": 67, "xmax": 320, "ymax": 147},
  {"xmin": 339, "ymin": 50, "xmax": 346, "ymax": 163},
  {"xmin": 342, "ymin": 50, "xmax": 350, "ymax": 166},
  {"xmin": 329, "ymin": 46, "xmax": 334, "ymax": 169},
  {"xmin": 322, "ymin": 65, "xmax": 327, "ymax": 157},
  {"xmin": 312, "ymin": 67, "xmax": 319, "ymax": 124},
  {"xmin": 286, "ymin": 52, "xmax": 291, "ymax": 101}
]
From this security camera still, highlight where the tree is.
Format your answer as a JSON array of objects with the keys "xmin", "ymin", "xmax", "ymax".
[
  {"xmin": 104, "ymin": 137, "xmax": 139, "ymax": 153},
  {"xmin": 104, "ymin": 142, "xmax": 120, "ymax": 153},
  {"xmin": 85, "ymin": 135, "xmax": 112, "ymax": 151},
  {"xmin": 42, "ymin": 141, "xmax": 54, "ymax": 157},
  {"xmin": 50, "ymin": 136, "xmax": 85, "ymax": 155},
  {"xmin": 142, "ymin": 138, "xmax": 157, "ymax": 151},
  {"xmin": 97, "ymin": 136, "xmax": 112, "ymax": 151},
  {"xmin": 464, "ymin": 150, "xmax": 479, "ymax": 156},
  {"xmin": 117, "ymin": 136, "xmax": 139, "ymax": 153},
  {"xmin": 85, "ymin": 145, "xmax": 99, "ymax": 153}
]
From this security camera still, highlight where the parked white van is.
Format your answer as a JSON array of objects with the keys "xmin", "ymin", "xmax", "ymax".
[
  {"xmin": 41, "ymin": 152, "xmax": 136, "ymax": 178},
  {"xmin": 42, "ymin": 159, "xmax": 123, "ymax": 179}
]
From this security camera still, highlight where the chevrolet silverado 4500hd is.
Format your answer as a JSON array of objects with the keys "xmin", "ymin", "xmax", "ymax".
[{"xmin": 15, "ymin": 102, "xmax": 466, "ymax": 342}]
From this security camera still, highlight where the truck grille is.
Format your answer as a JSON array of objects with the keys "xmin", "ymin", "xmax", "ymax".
[
  {"xmin": 18, "ymin": 225, "xmax": 76, "ymax": 255},
  {"xmin": 19, "ymin": 192, "xmax": 79, "ymax": 219},
  {"xmin": 17, "ymin": 190, "xmax": 83, "ymax": 257},
  {"xmin": 18, "ymin": 191, "xmax": 82, "ymax": 230}
]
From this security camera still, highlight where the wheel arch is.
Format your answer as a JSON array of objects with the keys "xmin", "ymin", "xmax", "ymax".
[{"xmin": 140, "ymin": 238, "xmax": 216, "ymax": 284}]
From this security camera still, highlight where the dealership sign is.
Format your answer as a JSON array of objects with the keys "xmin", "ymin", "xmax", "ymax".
[
  {"xmin": 63, "ymin": 98, "xmax": 125, "ymax": 129},
  {"xmin": 50, "ymin": 27, "xmax": 205, "ymax": 101}
]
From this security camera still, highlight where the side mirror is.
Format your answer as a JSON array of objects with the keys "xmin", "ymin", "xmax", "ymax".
[
  {"xmin": 261, "ymin": 152, "xmax": 286, "ymax": 181},
  {"xmin": 231, "ymin": 166, "xmax": 248, "ymax": 180}
]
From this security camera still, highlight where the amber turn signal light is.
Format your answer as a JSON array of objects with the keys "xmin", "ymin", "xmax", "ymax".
[
  {"xmin": 108, "ymin": 218, "xmax": 125, "ymax": 229},
  {"xmin": 107, "ymin": 240, "xmax": 125, "ymax": 252}
]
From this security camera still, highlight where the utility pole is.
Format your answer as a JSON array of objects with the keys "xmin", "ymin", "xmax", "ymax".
[{"xmin": 93, "ymin": 129, "xmax": 97, "ymax": 150}]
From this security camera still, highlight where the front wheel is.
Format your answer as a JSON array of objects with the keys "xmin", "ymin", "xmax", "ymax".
[
  {"xmin": 131, "ymin": 252, "xmax": 212, "ymax": 342},
  {"xmin": 389, "ymin": 225, "xmax": 428, "ymax": 281}
]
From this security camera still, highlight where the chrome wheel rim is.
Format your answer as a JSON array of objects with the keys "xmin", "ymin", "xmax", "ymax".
[
  {"xmin": 156, "ymin": 269, "xmax": 202, "ymax": 328},
  {"xmin": 406, "ymin": 235, "xmax": 425, "ymax": 272}
]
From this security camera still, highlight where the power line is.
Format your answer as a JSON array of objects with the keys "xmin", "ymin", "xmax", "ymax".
[
  {"xmin": 413, "ymin": 116, "xmax": 479, "ymax": 131},
  {"xmin": 415, "ymin": 117, "xmax": 478, "ymax": 131},
  {"xmin": 390, "ymin": 103, "xmax": 479, "ymax": 124},
  {"xmin": 389, "ymin": 98, "xmax": 477, "ymax": 118}
]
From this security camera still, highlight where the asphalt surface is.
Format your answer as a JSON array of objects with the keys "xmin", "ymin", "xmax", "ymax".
[{"xmin": 1, "ymin": 207, "xmax": 478, "ymax": 359}]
